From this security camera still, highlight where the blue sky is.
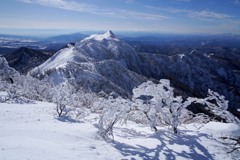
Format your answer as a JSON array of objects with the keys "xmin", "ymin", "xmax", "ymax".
[{"xmin": 0, "ymin": 0, "xmax": 240, "ymax": 36}]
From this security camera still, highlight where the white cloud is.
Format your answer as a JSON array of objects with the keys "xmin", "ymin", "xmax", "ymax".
[
  {"xmin": 144, "ymin": 5, "xmax": 161, "ymax": 10},
  {"xmin": 116, "ymin": 10, "xmax": 168, "ymax": 20},
  {"xmin": 20, "ymin": 0, "xmax": 96, "ymax": 12},
  {"xmin": 189, "ymin": 10, "xmax": 232, "ymax": 20},
  {"xmin": 19, "ymin": 0, "xmax": 168, "ymax": 21},
  {"xmin": 145, "ymin": 5, "xmax": 232, "ymax": 20},
  {"xmin": 166, "ymin": 8, "xmax": 231, "ymax": 20},
  {"xmin": 20, "ymin": 0, "xmax": 32, "ymax": 3}
]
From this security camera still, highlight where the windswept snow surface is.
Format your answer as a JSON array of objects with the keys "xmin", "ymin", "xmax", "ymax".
[
  {"xmin": 0, "ymin": 102, "xmax": 123, "ymax": 160},
  {"xmin": 0, "ymin": 101, "xmax": 239, "ymax": 160},
  {"xmin": 35, "ymin": 46, "xmax": 75, "ymax": 71}
]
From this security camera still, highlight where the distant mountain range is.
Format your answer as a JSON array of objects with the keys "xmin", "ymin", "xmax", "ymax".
[
  {"xmin": 125, "ymin": 33, "xmax": 240, "ymax": 49},
  {"xmin": 42, "ymin": 33, "xmax": 88, "ymax": 43},
  {"xmin": 0, "ymin": 33, "xmax": 88, "ymax": 54},
  {"xmin": 1, "ymin": 32, "xmax": 240, "ymax": 52}
]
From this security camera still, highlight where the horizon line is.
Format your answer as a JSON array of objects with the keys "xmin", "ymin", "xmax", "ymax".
[{"xmin": 0, "ymin": 28, "xmax": 238, "ymax": 38}]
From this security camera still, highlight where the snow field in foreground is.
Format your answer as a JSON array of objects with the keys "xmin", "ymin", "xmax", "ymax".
[{"xmin": 0, "ymin": 102, "xmax": 239, "ymax": 160}]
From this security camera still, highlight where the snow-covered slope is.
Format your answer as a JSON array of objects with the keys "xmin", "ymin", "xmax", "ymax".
[
  {"xmin": 31, "ymin": 31, "xmax": 145, "ymax": 96},
  {"xmin": 1, "ymin": 101, "xmax": 239, "ymax": 160},
  {"xmin": 36, "ymin": 45, "xmax": 76, "ymax": 71}
]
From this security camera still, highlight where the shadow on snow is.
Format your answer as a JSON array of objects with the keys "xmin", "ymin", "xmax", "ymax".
[
  {"xmin": 56, "ymin": 115, "xmax": 84, "ymax": 123},
  {"xmin": 112, "ymin": 128, "xmax": 215, "ymax": 160}
]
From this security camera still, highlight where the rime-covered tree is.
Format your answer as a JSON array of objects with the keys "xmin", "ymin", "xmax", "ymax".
[
  {"xmin": 98, "ymin": 96, "xmax": 132, "ymax": 141},
  {"xmin": 51, "ymin": 82, "xmax": 93, "ymax": 119},
  {"xmin": 132, "ymin": 79, "xmax": 195, "ymax": 133},
  {"xmin": 192, "ymin": 89, "xmax": 239, "ymax": 123}
]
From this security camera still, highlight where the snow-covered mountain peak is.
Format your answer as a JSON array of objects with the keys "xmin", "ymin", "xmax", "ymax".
[
  {"xmin": 81, "ymin": 30, "xmax": 118, "ymax": 42},
  {"xmin": 32, "ymin": 30, "xmax": 139, "ymax": 75},
  {"xmin": 104, "ymin": 30, "xmax": 116, "ymax": 38}
]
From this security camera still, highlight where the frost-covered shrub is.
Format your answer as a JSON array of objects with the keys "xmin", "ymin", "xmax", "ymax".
[
  {"xmin": 51, "ymin": 83, "xmax": 96, "ymax": 119},
  {"xmin": 97, "ymin": 96, "xmax": 132, "ymax": 141},
  {"xmin": 192, "ymin": 89, "xmax": 239, "ymax": 123}
]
